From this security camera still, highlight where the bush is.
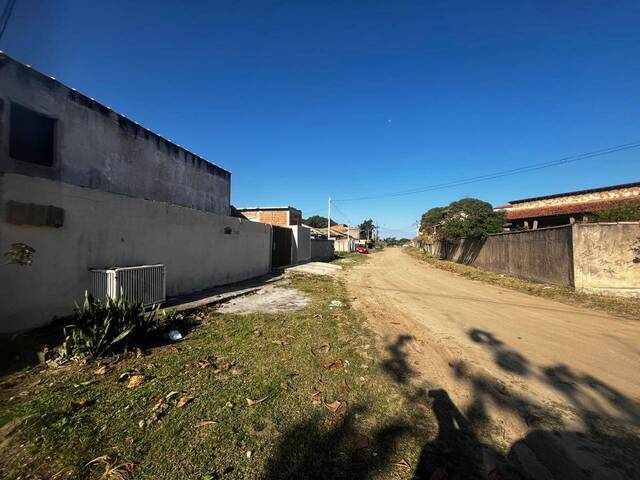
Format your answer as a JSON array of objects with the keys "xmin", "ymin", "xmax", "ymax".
[
  {"xmin": 589, "ymin": 202, "xmax": 640, "ymax": 222},
  {"xmin": 62, "ymin": 291, "xmax": 158, "ymax": 358}
]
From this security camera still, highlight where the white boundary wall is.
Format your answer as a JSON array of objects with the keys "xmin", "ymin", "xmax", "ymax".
[{"xmin": 0, "ymin": 173, "xmax": 272, "ymax": 332}]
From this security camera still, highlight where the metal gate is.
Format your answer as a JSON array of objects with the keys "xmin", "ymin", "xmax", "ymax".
[{"xmin": 272, "ymin": 226, "xmax": 293, "ymax": 268}]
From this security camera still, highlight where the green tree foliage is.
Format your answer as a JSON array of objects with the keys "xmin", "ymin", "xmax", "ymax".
[
  {"xmin": 420, "ymin": 198, "xmax": 505, "ymax": 240},
  {"xmin": 589, "ymin": 202, "xmax": 640, "ymax": 222},
  {"xmin": 303, "ymin": 215, "xmax": 337, "ymax": 228},
  {"xmin": 420, "ymin": 207, "xmax": 447, "ymax": 232},
  {"xmin": 359, "ymin": 219, "xmax": 375, "ymax": 240}
]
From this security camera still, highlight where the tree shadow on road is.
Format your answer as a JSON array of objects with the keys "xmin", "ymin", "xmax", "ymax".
[{"xmin": 265, "ymin": 331, "xmax": 640, "ymax": 479}]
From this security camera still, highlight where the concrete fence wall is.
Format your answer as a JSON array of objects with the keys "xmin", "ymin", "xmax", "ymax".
[
  {"xmin": 429, "ymin": 223, "xmax": 640, "ymax": 296},
  {"xmin": 289, "ymin": 225, "xmax": 311, "ymax": 263},
  {"xmin": 572, "ymin": 223, "xmax": 640, "ymax": 297},
  {"xmin": 334, "ymin": 238, "xmax": 357, "ymax": 253},
  {"xmin": 310, "ymin": 239, "xmax": 335, "ymax": 261},
  {"xmin": 0, "ymin": 173, "xmax": 272, "ymax": 332}
]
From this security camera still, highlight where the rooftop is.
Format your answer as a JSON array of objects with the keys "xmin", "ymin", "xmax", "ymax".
[
  {"xmin": 509, "ymin": 181, "xmax": 640, "ymax": 204},
  {"xmin": 237, "ymin": 206, "xmax": 301, "ymax": 211},
  {"xmin": 0, "ymin": 51, "xmax": 230, "ymax": 178},
  {"xmin": 505, "ymin": 198, "xmax": 638, "ymax": 220}
]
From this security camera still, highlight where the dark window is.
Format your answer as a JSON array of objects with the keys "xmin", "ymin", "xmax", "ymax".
[{"xmin": 9, "ymin": 103, "xmax": 55, "ymax": 166}]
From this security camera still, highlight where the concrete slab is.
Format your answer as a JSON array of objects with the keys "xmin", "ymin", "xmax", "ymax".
[
  {"xmin": 161, "ymin": 274, "xmax": 282, "ymax": 313},
  {"xmin": 286, "ymin": 262, "xmax": 343, "ymax": 276}
]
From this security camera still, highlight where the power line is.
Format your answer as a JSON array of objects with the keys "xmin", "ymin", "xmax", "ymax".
[
  {"xmin": 331, "ymin": 202, "xmax": 353, "ymax": 224},
  {"xmin": 0, "ymin": 0, "xmax": 17, "ymax": 42},
  {"xmin": 334, "ymin": 141, "xmax": 640, "ymax": 202}
]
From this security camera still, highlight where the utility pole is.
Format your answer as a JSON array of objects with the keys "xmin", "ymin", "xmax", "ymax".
[{"xmin": 327, "ymin": 196, "xmax": 331, "ymax": 239}]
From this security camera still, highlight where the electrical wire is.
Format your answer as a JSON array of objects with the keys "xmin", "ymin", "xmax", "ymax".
[
  {"xmin": 0, "ymin": 0, "xmax": 17, "ymax": 42},
  {"xmin": 334, "ymin": 141, "xmax": 640, "ymax": 202}
]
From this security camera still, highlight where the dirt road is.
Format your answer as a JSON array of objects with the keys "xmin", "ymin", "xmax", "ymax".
[{"xmin": 345, "ymin": 248, "xmax": 640, "ymax": 479}]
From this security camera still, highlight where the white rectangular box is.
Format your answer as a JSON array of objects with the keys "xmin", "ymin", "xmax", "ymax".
[{"xmin": 89, "ymin": 264, "xmax": 166, "ymax": 305}]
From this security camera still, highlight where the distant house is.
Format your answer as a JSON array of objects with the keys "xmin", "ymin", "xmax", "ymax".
[
  {"xmin": 496, "ymin": 182, "xmax": 640, "ymax": 230},
  {"xmin": 237, "ymin": 206, "xmax": 302, "ymax": 226},
  {"xmin": 330, "ymin": 224, "xmax": 361, "ymax": 240}
]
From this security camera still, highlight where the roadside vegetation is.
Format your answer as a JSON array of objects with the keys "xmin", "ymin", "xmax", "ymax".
[
  {"xmin": 333, "ymin": 251, "xmax": 371, "ymax": 269},
  {"xmin": 406, "ymin": 247, "xmax": 640, "ymax": 320},
  {"xmin": 0, "ymin": 269, "xmax": 436, "ymax": 479},
  {"xmin": 419, "ymin": 198, "xmax": 505, "ymax": 242}
]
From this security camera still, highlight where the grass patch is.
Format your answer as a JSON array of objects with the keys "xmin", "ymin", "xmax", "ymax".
[
  {"xmin": 332, "ymin": 252, "xmax": 371, "ymax": 269},
  {"xmin": 0, "ymin": 273, "xmax": 433, "ymax": 479},
  {"xmin": 406, "ymin": 248, "xmax": 640, "ymax": 320}
]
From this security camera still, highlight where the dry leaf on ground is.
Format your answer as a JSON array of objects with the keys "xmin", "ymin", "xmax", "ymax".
[
  {"xmin": 94, "ymin": 366, "xmax": 109, "ymax": 375},
  {"xmin": 319, "ymin": 342, "xmax": 331, "ymax": 353},
  {"xmin": 321, "ymin": 359, "xmax": 344, "ymax": 370},
  {"xmin": 271, "ymin": 339, "xmax": 290, "ymax": 346},
  {"xmin": 391, "ymin": 458, "xmax": 411, "ymax": 469},
  {"xmin": 308, "ymin": 387, "xmax": 321, "ymax": 397},
  {"xmin": 246, "ymin": 396, "xmax": 270, "ymax": 406},
  {"xmin": 127, "ymin": 375, "xmax": 145, "ymax": 389},
  {"xmin": 196, "ymin": 359, "xmax": 212, "ymax": 369},
  {"xmin": 177, "ymin": 395, "xmax": 194, "ymax": 408},
  {"xmin": 340, "ymin": 380, "xmax": 350, "ymax": 395},
  {"xmin": 195, "ymin": 420, "xmax": 218, "ymax": 427},
  {"xmin": 325, "ymin": 400, "xmax": 344, "ymax": 413}
]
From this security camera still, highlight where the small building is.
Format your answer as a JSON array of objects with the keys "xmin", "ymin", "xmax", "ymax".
[
  {"xmin": 237, "ymin": 206, "xmax": 302, "ymax": 226},
  {"xmin": 497, "ymin": 182, "xmax": 640, "ymax": 230}
]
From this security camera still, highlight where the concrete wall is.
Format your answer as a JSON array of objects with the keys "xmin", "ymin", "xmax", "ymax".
[
  {"xmin": 0, "ymin": 173, "xmax": 272, "ymax": 332},
  {"xmin": 310, "ymin": 239, "xmax": 335, "ymax": 261},
  {"xmin": 432, "ymin": 226, "xmax": 574, "ymax": 286},
  {"xmin": 430, "ymin": 223, "xmax": 640, "ymax": 296},
  {"xmin": 573, "ymin": 223, "xmax": 640, "ymax": 297},
  {"xmin": 289, "ymin": 225, "xmax": 311, "ymax": 263},
  {"xmin": 0, "ymin": 52, "xmax": 230, "ymax": 215},
  {"xmin": 334, "ymin": 238, "xmax": 357, "ymax": 253}
]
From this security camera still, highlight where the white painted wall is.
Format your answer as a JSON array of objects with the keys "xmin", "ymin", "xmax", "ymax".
[
  {"xmin": 334, "ymin": 238, "xmax": 357, "ymax": 252},
  {"xmin": 0, "ymin": 173, "xmax": 272, "ymax": 332}
]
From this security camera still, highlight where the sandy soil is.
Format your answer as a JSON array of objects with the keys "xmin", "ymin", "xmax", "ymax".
[{"xmin": 344, "ymin": 248, "xmax": 640, "ymax": 479}]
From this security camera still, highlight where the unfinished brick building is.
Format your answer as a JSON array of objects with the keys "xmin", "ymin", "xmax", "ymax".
[{"xmin": 237, "ymin": 206, "xmax": 302, "ymax": 226}]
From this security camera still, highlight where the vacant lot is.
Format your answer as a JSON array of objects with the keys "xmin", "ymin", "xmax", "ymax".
[{"xmin": 1, "ymin": 271, "xmax": 436, "ymax": 480}]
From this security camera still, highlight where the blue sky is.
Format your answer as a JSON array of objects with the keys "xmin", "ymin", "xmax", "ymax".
[{"xmin": 3, "ymin": 1, "xmax": 639, "ymax": 237}]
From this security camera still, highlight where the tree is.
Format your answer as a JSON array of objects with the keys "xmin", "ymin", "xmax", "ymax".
[
  {"xmin": 419, "ymin": 198, "xmax": 505, "ymax": 240},
  {"xmin": 420, "ymin": 206, "xmax": 447, "ymax": 232},
  {"xmin": 359, "ymin": 219, "xmax": 375, "ymax": 240},
  {"xmin": 303, "ymin": 215, "xmax": 337, "ymax": 228}
]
